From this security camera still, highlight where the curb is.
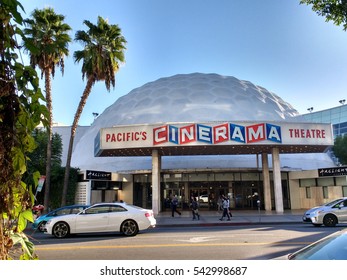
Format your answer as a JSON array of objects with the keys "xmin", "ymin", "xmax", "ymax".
[{"xmin": 155, "ymin": 220, "xmax": 303, "ymax": 228}]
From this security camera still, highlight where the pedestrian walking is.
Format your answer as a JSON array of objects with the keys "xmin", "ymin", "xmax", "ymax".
[
  {"xmin": 226, "ymin": 196, "xmax": 232, "ymax": 218},
  {"xmin": 219, "ymin": 196, "xmax": 231, "ymax": 221},
  {"xmin": 217, "ymin": 195, "xmax": 223, "ymax": 213},
  {"xmin": 190, "ymin": 196, "xmax": 200, "ymax": 220},
  {"xmin": 171, "ymin": 195, "xmax": 181, "ymax": 217}
]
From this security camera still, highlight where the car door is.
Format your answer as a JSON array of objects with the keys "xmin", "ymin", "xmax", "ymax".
[
  {"xmin": 74, "ymin": 205, "xmax": 110, "ymax": 233},
  {"xmin": 107, "ymin": 205, "xmax": 129, "ymax": 231},
  {"xmin": 338, "ymin": 199, "xmax": 347, "ymax": 222}
]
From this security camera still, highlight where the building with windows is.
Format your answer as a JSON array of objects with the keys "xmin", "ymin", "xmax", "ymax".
[
  {"xmin": 55, "ymin": 73, "xmax": 347, "ymax": 214},
  {"xmin": 302, "ymin": 102, "xmax": 347, "ymax": 137}
]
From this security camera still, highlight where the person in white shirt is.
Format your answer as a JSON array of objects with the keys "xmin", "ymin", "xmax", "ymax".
[{"xmin": 219, "ymin": 196, "xmax": 231, "ymax": 221}]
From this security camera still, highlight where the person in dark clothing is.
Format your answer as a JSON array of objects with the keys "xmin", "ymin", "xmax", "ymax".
[
  {"xmin": 190, "ymin": 196, "xmax": 200, "ymax": 220},
  {"xmin": 171, "ymin": 195, "xmax": 181, "ymax": 217}
]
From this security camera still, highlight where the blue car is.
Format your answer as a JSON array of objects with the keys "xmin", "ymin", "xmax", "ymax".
[{"xmin": 32, "ymin": 204, "xmax": 89, "ymax": 232}]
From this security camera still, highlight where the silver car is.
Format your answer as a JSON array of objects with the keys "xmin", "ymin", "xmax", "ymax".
[
  {"xmin": 274, "ymin": 228, "xmax": 347, "ymax": 260},
  {"xmin": 303, "ymin": 197, "xmax": 347, "ymax": 227}
]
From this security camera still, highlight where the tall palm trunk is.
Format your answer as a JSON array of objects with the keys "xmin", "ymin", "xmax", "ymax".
[
  {"xmin": 61, "ymin": 78, "xmax": 94, "ymax": 206},
  {"xmin": 43, "ymin": 69, "xmax": 52, "ymax": 213}
]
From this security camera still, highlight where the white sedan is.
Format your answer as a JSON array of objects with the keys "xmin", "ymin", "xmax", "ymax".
[{"xmin": 44, "ymin": 202, "xmax": 156, "ymax": 238}]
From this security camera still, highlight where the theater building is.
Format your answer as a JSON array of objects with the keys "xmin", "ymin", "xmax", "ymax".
[{"xmin": 65, "ymin": 73, "xmax": 346, "ymax": 214}]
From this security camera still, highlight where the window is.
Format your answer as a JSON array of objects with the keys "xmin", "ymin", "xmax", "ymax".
[
  {"xmin": 343, "ymin": 186, "xmax": 347, "ymax": 197},
  {"xmin": 317, "ymin": 177, "xmax": 334, "ymax": 186},
  {"xmin": 109, "ymin": 205, "xmax": 127, "ymax": 212},
  {"xmin": 306, "ymin": 187, "xmax": 311, "ymax": 199},
  {"xmin": 91, "ymin": 181, "xmax": 122, "ymax": 190},
  {"xmin": 323, "ymin": 186, "xmax": 328, "ymax": 199},
  {"xmin": 300, "ymin": 178, "xmax": 315, "ymax": 187},
  {"xmin": 85, "ymin": 205, "xmax": 110, "ymax": 214},
  {"xmin": 71, "ymin": 207, "xmax": 86, "ymax": 214},
  {"xmin": 56, "ymin": 208, "xmax": 72, "ymax": 215}
]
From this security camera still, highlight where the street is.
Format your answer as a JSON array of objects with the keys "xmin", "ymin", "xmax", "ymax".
[{"xmin": 27, "ymin": 224, "xmax": 345, "ymax": 260}]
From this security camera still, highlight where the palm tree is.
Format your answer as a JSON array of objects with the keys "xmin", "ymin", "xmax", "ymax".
[
  {"xmin": 23, "ymin": 8, "xmax": 72, "ymax": 212},
  {"xmin": 61, "ymin": 16, "xmax": 126, "ymax": 206}
]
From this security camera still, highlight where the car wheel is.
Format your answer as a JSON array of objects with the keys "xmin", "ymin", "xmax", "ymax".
[
  {"xmin": 121, "ymin": 220, "xmax": 138, "ymax": 236},
  {"xmin": 38, "ymin": 221, "xmax": 46, "ymax": 232},
  {"xmin": 323, "ymin": 214, "xmax": 338, "ymax": 227},
  {"xmin": 52, "ymin": 221, "xmax": 70, "ymax": 238}
]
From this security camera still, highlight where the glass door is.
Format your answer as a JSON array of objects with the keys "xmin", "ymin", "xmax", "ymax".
[
  {"xmin": 189, "ymin": 188, "xmax": 209, "ymax": 209},
  {"xmin": 234, "ymin": 182, "xmax": 261, "ymax": 209},
  {"xmin": 163, "ymin": 188, "xmax": 184, "ymax": 211}
]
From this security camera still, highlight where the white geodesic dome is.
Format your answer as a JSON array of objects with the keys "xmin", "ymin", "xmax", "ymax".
[{"xmin": 70, "ymin": 73, "xmax": 334, "ymax": 171}]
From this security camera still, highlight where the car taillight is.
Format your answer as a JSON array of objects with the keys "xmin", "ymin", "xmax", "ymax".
[{"xmin": 145, "ymin": 212, "xmax": 152, "ymax": 218}]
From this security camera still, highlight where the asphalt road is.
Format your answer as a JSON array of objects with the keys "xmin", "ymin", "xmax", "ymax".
[{"xmin": 27, "ymin": 224, "xmax": 345, "ymax": 260}]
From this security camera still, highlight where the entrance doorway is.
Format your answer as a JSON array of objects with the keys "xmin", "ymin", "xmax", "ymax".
[
  {"xmin": 189, "ymin": 182, "xmax": 229, "ymax": 210},
  {"xmin": 189, "ymin": 188, "xmax": 209, "ymax": 209},
  {"xmin": 158, "ymin": 172, "xmax": 289, "ymax": 212},
  {"xmin": 133, "ymin": 182, "xmax": 152, "ymax": 209},
  {"xmin": 234, "ymin": 182, "xmax": 261, "ymax": 209},
  {"xmin": 162, "ymin": 188, "xmax": 185, "ymax": 210}
]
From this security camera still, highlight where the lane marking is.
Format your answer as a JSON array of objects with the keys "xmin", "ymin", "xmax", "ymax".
[
  {"xmin": 176, "ymin": 236, "xmax": 219, "ymax": 243},
  {"xmin": 35, "ymin": 241, "xmax": 310, "ymax": 251}
]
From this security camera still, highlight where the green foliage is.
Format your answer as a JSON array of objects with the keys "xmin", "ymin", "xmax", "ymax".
[
  {"xmin": 300, "ymin": 0, "xmax": 347, "ymax": 30},
  {"xmin": 26, "ymin": 130, "xmax": 63, "ymax": 175},
  {"xmin": 11, "ymin": 232, "xmax": 38, "ymax": 260},
  {"xmin": 22, "ymin": 7, "xmax": 72, "ymax": 78},
  {"xmin": 0, "ymin": 0, "xmax": 48, "ymax": 260},
  {"xmin": 333, "ymin": 135, "xmax": 347, "ymax": 164},
  {"xmin": 22, "ymin": 7, "xmax": 72, "ymax": 213},
  {"xmin": 49, "ymin": 166, "xmax": 79, "ymax": 209},
  {"xmin": 73, "ymin": 16, "xmax": 126, "ymax": 90},
  {"xmin": 24, "ymin": 129, "xmax": 78, "ymax": 210}
]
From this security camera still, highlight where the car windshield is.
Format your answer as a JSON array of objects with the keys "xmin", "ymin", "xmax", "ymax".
[
  {"xmin": 324, "ymin": 199, "xmax": 344, "ymax": 207},
  {"xmin": 289, "ymin": 231, "xmax": 347, "ymax": 260}
]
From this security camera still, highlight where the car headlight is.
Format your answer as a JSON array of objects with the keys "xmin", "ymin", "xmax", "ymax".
[{"xmin": 312, "ymin": 210, "xmax": 323, "ymax": 215}]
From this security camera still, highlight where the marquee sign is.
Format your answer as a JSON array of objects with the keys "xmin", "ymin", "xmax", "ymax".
[
  {"xmin": 318, "ymin": 167, "xmax": 347, "ymax": 177},
  {"xmin": 86, "ymin": 170, "xmax": 112, "ymax": 180},
  {"xmin": 94, "ymin": 121, "xmax": 333, "ymax": 156}
]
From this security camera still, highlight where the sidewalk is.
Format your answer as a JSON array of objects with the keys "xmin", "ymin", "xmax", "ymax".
[{"xmin": 155, "ymin": 209, "xmax": 305, "ymax": 227}]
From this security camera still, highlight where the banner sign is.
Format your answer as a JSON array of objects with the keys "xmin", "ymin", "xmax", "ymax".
[
  {"xmin": 36, "ymin": 175, "xmax": 46, "ymax": 192},
  {"xmin": 318, "ymin": 166, "xmax": 347, "ymax": 177},
  {"xmin": 95, "ymin": 121, "xmax": 333, "ymax": 156},
  {"xmin": 86, "ymin": 170, "xmax": 112, "ymax": 180}
]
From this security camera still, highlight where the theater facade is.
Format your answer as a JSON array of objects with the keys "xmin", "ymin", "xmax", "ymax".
[
  {"xmin": 70, "ymin": 73, "xmax": 345, "ymax": 214},
  {"xmin": 74, "ymin": 120, "xmax": 333, "ymax": 215}
]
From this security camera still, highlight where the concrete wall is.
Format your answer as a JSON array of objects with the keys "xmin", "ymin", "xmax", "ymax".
[
  {"xmin": 120, "ymin": 181, "xmax": 134, "ymax": 204},
  {"xmin": 289, "ymin": 170, "xmax": 344, "ymax": 210}
]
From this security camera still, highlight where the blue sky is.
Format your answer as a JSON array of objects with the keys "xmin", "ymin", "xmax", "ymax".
[{"xmin": 21, "ymin": 0, "xmax": 347, "ymax": 126}]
